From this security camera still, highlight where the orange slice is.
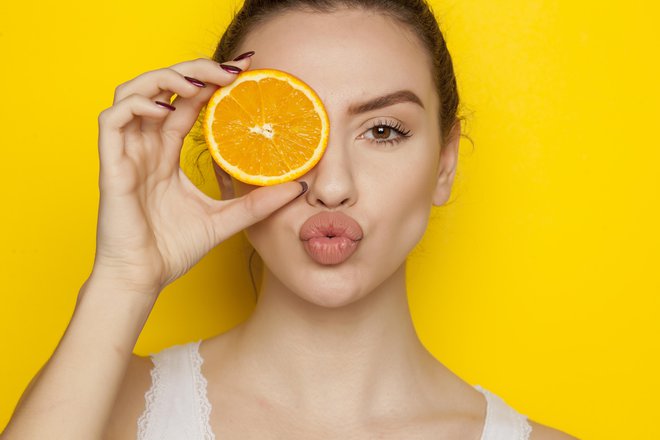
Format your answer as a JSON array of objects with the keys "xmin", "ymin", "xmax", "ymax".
[{"xmin": 203, "ymin": 68, "xmax": 329, "ymax": 186}]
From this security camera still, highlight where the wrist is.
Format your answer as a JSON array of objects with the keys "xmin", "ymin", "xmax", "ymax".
[
  {"xmin": 78, "ymin": 274, "xmax": 161, "ymax": 318},
  {"xmin": 85, "ymin": 266, "xmax": 163, "ymax": 299},
  {"xmin": 70, "ymin": 275, "xmax": 158, "ymax": 346}
]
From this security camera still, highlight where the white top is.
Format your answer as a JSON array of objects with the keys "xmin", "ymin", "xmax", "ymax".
[{"xmin": 137, "ymin": 340, "xmax": 532, "ymax": 440}]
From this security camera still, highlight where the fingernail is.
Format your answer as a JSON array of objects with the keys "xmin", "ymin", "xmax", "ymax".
[
  {"xmin": 219, "ymin": 63, "xmax": 242, "ymax": 74},
  {"xmin": 154, "ymin": 100, "xmax": 176, "ymax": 111},
  {"xmin": 295, "ymin": 181, "xmax": 308, "ymax": 199},
  {"xmin": 233, "ymin": 50, "xmax": 255, "ymax": 61},
  {"xmin": 184, "ymin": 76, "xmax": 206, "ymax": 88}
]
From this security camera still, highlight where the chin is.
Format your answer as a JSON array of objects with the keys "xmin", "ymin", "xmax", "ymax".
[
  {"xmin": 284, "ymin": 265, "xmax": 370, "ymax": 308},
  {"xmin": 272, "ymin": 252, "xmax": 405, "ymax": 310},
  {"xmin": 298, "ymin": 279, "xmax": 368, "ymax": 309}
]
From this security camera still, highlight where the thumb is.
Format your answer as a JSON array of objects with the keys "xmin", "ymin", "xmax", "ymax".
[{"xmin": 211, "ymin": 180, "xmax": 308, "ymax": 242}]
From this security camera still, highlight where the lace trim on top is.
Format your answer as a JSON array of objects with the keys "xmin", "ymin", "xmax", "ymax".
[
  {"xmin": 474, "ymin": 384, "xmax": 533, "ymax": 440},
  {"xmin": 190, "ymin": 340, "xmax": 215, "ymax": 440},
  {"xmin": 136, "ymin": 353, "xmax": 162, "ymax": 439},
  {"xmin": 136, "ymin": 341, "xmax": 215, "ymax": 440},
  {"xmin": 520, "ymin": 416, "xmax": 533, "ymax": 438}
]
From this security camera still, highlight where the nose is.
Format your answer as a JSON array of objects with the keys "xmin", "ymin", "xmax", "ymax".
[{"xmin": 302, "ymin": 137, "xmax": 357, "ymax": 209}]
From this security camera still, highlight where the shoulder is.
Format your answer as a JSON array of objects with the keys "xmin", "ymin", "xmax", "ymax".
[
  {"xmin": 103, "ymin": 353, "xmax": 153, "ymax": 440},
  {"xmin": 528, "ymin": 419, "xmax": 580, "ymax": 440}
]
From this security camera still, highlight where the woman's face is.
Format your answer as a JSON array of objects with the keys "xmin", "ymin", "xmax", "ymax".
[{"xmin": 214, "ymin": 8, "xmax": 458, "ymax": 307}]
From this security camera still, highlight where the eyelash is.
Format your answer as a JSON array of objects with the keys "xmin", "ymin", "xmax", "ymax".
[{"xmin": 363, "ymin": 119, "xmax": 412, "ymax": 146}]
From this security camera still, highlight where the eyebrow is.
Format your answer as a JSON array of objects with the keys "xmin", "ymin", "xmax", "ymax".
[{"xmin": 346, "ymin": 89, "xmax": 425, "ymax": 115}]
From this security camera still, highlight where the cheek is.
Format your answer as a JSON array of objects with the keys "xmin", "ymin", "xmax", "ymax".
[
  {"xmin": 362, "ymin": 146, "xmax": 439, "ymax": 253},
  {"xmin": 243, "ymin": 210, "xmax": 277, "ymax": 247},
  {"xmin": 231, "ymin": 180, "xmax": 283, "ymax": 252},
  {"xmin": 242, "ymin": 203, "xmax": 293, "ymax": 267}
]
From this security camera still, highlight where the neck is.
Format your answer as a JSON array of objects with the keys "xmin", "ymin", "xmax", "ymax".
[{"xmin": 223, "ymin": 262, "xmax": 443, "ymax": 422}]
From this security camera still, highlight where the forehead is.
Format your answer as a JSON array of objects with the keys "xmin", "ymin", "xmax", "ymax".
[{"xmin": 238, "ymin": 8, "xmax": 437, "ymax": 117}]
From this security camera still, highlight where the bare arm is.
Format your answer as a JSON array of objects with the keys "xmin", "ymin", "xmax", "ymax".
[{"xmin": 1, "ymin": 277, "xmax": 157, "ymax": 439}]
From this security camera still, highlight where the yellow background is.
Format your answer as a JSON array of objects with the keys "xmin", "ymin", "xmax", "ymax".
[{"xmin": 1, "ymin": 0, "xmax": 658, "ymax": 437}]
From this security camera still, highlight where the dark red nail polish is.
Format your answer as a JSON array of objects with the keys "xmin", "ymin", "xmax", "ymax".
[
  {"xmin": 155, "ymin": 101, "xmax": 176, "ymax": 111},
  {"xmin": 219, "ymin": 63, "xmax": 242, "ymax": 74},
  {"xmin": 184, "ymin": 76, "xmax": 206, "ymax": 87},
  {"xmin": 232, "ymin": 50, "xmax": 255, "ymax": 61},
  {"xmin": 296, "ymin": 181, "xmax": 308, "ymax": 199}
]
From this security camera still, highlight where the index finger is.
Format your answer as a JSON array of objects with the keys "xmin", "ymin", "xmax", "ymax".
[
  {"xmin": 160, "ymin": 56, "xmax": 253, "ymax": 139},
  {"xmin": 167, "ymin": 56, "xmax": 248, "ymax": 88}
]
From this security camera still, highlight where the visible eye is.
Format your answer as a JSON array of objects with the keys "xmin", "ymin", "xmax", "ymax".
[{"xmin": 360, "ymin": 119, "xmax": 412, "ymax": 146}]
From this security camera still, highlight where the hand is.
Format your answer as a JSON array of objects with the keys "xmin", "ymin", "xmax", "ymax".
[{"xmin": 92, "ymin": 57, "xmax": 305, "ymax": 296}]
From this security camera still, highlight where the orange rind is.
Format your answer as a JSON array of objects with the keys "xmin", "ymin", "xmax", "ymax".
[{"xmin": 203, "ymin": 68, "xmax": 329, "ymax": 186}]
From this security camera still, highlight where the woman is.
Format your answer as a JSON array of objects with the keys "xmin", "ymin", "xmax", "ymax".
[{"xmin": 2, "ymin": 0, "xmax": 577, "ymax": 439}]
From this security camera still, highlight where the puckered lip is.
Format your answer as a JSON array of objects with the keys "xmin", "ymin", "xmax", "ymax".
[{"xmin": 299, "ymin": 211, "xmax": 364, "ymax": 242}]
